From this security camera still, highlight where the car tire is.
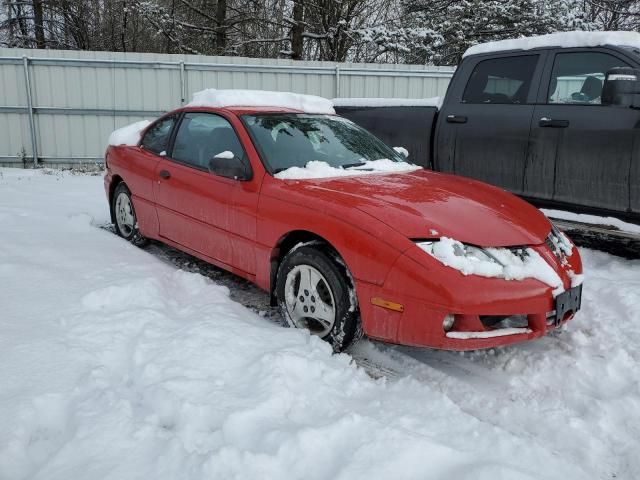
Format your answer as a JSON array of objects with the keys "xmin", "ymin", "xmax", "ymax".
[
  {"xmin": 276, "ymin": 244, "xmax": 361, "ymax": 352},
  {"xmin": 112, "ymin": 182, "xmax": 147, "ymax": 247}
]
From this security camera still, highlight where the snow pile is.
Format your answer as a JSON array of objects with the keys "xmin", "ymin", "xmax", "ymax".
[
  {"xmin": 1, "ymin": 168, "xmax": 640, "ymax": 479},
  {"xmin": 332, "ymin": 97, "xmax": 442, "ymax": 109},
  {"xmin": 417, "ymin": 237, "xmax": 565, "ymax": 295},
  {"xmin": 274, "ymin": 159, "xmax": 421, "ymax": 180},
  {"xmin": 107, "ymin": 120, "xmax": 151, "ymax": 146},
  {"xmin": 188, "ymin": 89, "xmax": 335, "ymax": 114},
  {"xmin": 543, "ymin": 208, "xmax": 640, "ymax": 234},
  {"xmin": 465, "ymin": 31, "xmax": 640, "ymax": 57}
]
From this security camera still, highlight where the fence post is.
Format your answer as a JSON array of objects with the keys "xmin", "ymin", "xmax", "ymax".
[
  {"xmin": 179, "ymin": 61, "xmax": 186, "ymax": 105},
  {"xmin": 335, "ymin": 65, "xmax": 340, "ymax": 98},
  {"xmin": 22, "ymin": 56, "xmax": 38, "ymax": 167}
]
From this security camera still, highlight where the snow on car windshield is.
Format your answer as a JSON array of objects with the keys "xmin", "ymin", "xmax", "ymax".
[{"xmin": 241, "ymin": 113, "xmax": 421, "ymax": 179}]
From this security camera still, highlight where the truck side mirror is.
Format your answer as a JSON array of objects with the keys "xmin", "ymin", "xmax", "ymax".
[
  {"xmin": 208, "ymin": 152, "xmax": 252, "ymax": 181},
  {"xmin": 602, "ymin": 67, "xmax": 640, "ymax": 108}
]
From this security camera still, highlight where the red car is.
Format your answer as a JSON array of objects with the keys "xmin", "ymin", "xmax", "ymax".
[{"xmin": 104, "ymin": 91, "xmax": 583, "ymax": 352}]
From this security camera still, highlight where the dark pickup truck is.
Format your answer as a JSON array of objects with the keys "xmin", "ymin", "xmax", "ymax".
[{"xmin": 335, "ymin": 33, "xmax": 640, "ymax": 225}]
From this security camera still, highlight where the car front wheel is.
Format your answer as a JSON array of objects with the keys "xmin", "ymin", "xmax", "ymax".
[
  {"xmin": 276, "ymin": 245, "xmax": 361, "ymax": 352},
  {"xmin": 112, "ymin": 182, "xmax": 147, "ymax": 246}
]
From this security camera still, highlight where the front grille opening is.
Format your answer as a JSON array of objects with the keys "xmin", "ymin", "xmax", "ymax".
[{"xmin": 480, "ymin": 314, "xmax": 528, "ymax": 330}]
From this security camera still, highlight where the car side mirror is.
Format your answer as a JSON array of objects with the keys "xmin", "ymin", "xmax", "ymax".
[
  {"xmin": 393, "ymin": 146, "xmax": 409, "ymax": 158},
  {"xmin": 602, "ymin": 67, "xmax": 640, "ymax": 108},
  {"xmin": 208, "ymin": 151, "xmax": 252, "ymax": 181}
]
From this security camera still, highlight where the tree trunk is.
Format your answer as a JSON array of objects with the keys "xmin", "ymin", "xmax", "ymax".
[
  {"xmin": 291, "ymin": 0, "xmax": 304, "ymax": 60},
  {"xmin": 7, "ymin": 1, "xmax": 15, "ymax": 47},
  {"xmin": 121, "ymin": 0, "xmax": 128, "ymax": 52},
  {"xmin": 33, "ymin": 0, "xmax": 46, "ymax": 48},
  {"xmin": 216, "ymin": 0, "xmax": 227, "ymax": 54}
]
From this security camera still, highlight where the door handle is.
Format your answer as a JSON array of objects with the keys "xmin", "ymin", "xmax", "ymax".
[
  {"xmin": 539, "ymin": 117, "xmax": 569, "ymax": 128},
  {"xmin": 446, "ymin": 114, "xmax": 468, "ymax": 124},
  {"xmin": 159, "ymin": 170, "xmax": 171, "ymax": 179}
]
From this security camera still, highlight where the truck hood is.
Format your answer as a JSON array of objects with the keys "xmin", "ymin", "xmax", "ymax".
[{"xmin": 280, "ymin": 169, "xmax": 551, "ymax": 247}]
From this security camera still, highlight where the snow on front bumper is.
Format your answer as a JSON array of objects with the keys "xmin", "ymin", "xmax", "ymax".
[{"xmin": 356, "ymin": 236, "xmax": 583, "ymax": 351}]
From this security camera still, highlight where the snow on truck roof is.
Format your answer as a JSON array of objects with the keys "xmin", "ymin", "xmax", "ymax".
[
  {"xmin": 464, "ymin": 30, "xmax": 640, "ymax": 58},
  {"xmin": 332, "ymin": 97, "xmax": 442, "ymax": 108},
  {"xmin": 187, "ymin": 89, "xmax": 336, "ymax": 114}
]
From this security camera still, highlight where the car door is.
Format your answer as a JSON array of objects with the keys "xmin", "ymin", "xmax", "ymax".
[
  {"xmin": 526, "ymin": 48, "xmax": 638, "ymax": 214},
  {"xmin": 127, "ymin": 114, "xmax": 179, "ymax": 235},
  {"xmin": 153, "ymin": 111, "xmax": 260, "ymax": 276},
  {"xmin": 435, "ymin": 52, "xmax": 545, "ymax": 195}
]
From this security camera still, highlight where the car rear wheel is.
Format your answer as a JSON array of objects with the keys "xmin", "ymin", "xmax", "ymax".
[
  {"xmin": 112, "ymin": 182, "xmax": 147, "ymax": 246},
  {"xmin": 276, "ymin": 245, "xmax": 361, "ymax": 352}
]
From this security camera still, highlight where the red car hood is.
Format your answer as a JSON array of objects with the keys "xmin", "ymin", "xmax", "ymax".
[{"xmin": 281, "ymin": 169, "xmax": 551, "ymax": 247}]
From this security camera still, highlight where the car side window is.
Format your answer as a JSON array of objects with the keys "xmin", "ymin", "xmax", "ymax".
[
  {"xmin": 140, "ymin": 115, "xmax": 176, "ymax": 154},
  {"xmin": 462, "ymin": 55, "xmax": 539, "ymax": 104},
  {"xmin": 172, "ymin": 113, "xmax": 246, "ymax": 171},
  {"xmin": 548, "ymin": 52, "xmax": 631, "ymax": 105}
]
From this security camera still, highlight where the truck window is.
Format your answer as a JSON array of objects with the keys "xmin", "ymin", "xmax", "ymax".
[
  {"xmin": 462, "ymin": 56, "xmax": 539, "ymax": 104},
  {"xmin": 548, "ymin": 52, "xmax": 630, "ymax": 104}
]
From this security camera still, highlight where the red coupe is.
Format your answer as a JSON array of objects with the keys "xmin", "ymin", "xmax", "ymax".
[{"xmin": 104, "ymin": 91, "xmax": 583, "ymax": 352}]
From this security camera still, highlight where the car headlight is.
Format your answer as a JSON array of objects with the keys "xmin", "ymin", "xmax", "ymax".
[{"xmin": 415, "ymin": 238, "xmax": 505, "ymax": 267}]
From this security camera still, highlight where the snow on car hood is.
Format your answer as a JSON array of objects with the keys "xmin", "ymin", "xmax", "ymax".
[{"xmin": 281, "ymin": 169, "xmax": 551, "ymax": 247}]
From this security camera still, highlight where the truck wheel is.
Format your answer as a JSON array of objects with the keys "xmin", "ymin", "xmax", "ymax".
[
  {"xmin": 276, "ymin": 245, "xmax": 361, "ymax": 352},
  {"xmin": 112, "ymin": 182, "xmax": 147, "ymax": 247}
]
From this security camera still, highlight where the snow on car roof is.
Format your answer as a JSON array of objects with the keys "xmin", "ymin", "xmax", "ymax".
[
  {"xmin": 464, "ymin": 31, "xmax": 640, "ymax": 58},
  {"xmin": 187, "ymin": 89, "xmax": 335, "ymax": 114},
  {"xmin": 332, "ymin": 97, "xmax": 442, "ymax": 108}
]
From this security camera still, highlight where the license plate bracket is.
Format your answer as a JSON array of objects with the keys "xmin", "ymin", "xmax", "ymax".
[{"xmin": 554, "ymin": 284, "xmax": 582, "ymax": 325}]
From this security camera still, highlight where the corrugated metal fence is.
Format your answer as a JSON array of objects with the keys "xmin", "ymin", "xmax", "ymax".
[{"xmin": 0, "ymin": 48, "xmax": 455, "ymax": 167}]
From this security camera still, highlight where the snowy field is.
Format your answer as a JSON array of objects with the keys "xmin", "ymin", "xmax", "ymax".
[{"xmin": 1, "ymin": 168, "xmax": 639, "ymax": 480}]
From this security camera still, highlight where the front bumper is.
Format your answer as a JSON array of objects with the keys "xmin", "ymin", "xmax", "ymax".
[{"xmin": 356, "ymin": 242, "xmax": 583, "ymax": 351}]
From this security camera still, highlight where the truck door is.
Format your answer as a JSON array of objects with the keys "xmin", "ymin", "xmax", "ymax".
[
  {"xmin": 527, "ymin": 49, "xmax": 637, "ymax": 215},
  {"xmin": 435, "ymin": 53, "xmax": 544, "ymax": 195}
]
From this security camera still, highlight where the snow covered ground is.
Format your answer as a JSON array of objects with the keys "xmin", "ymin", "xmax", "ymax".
[{"xmin": 1, "ymin": 168, "xmax": 639, "ymax": 479}]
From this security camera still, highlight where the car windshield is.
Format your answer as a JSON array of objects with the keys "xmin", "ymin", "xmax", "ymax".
[{"xmin": 241, "ymin": 113, "xmax": 408, "ymax": 174}]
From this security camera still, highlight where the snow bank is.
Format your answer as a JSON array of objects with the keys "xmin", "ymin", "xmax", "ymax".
[
  {"xmin": 543, "ymin": 208, "xmax": 640, "ymax": 234},
  {"xmin": 274, "ymin": 159, "xmax": 421, "ymax": 180},
  {"xmin": 417, "ymin": 237, "xmax": 565, "ymax": 296},
  {"xmin": 332, "ymin": 97, "xmax": 442, "ymax": 109},
  {"xmin": 107, "ymin": 120, "xmax": 151, "ymax": 146},
  {"xmin": 188, "ymin": 89, "xmax": 335, "ymax": 114},
  {"xmin": 464, "ymin": 31, "xmax": 640, "ymax": 57},
  {"xmin": 1, "ymin": 168, "xmax": 640, "ymax": 479}
]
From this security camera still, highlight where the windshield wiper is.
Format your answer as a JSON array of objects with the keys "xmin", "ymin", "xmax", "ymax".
[{"xmin": 341, "ymin": 162, "xmax": 366, "ymax": 169}]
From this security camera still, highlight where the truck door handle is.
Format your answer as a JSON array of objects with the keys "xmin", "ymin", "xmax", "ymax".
[
  {"xmin": 539, "ymin": 117, "xmax": 569, "ymax": 128},
  {"xmin": 446, "ymin": 114, "xmax": 468, "ymax": 124},
  {"xmin": 159, "ymin": 170, "xmax": 171, "ymax": 179}
]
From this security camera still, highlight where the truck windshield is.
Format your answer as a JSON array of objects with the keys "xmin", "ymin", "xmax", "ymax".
[{"xmin": 241, "ymin": 113, "xmax": 408, "ymax": 174}]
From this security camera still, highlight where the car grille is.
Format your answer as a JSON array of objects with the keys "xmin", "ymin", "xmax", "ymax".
[
  {"xmin": 546, "ymin": 224, "xmax": 572, "ymax": 263},
  {"xmin": 508, "ymin": 247, "xmax": 529, "ymax": 261},
  {"xmin": 545, "ymin": 236, "xmax": 563, "ymax": 260}
]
